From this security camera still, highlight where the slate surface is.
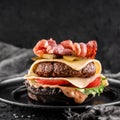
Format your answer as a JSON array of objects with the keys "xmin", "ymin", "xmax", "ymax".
[{"xmin": 0, "ymin": 42, "xmax": 120, "ymax": 120}]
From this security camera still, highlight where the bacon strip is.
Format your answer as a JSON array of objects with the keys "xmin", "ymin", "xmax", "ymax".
[
  {"xmin": 33, "ymin": 39, "xmax": 48, "ymax": 57},
  {"xmin": 33, "ymin": 38, "xmax": 97, "ymax": 58},
  {"xmin": 86, "ymin": 40, "xmax": 97, "ymax": 58},
  {"xmin": 60, "ymin": 40, "xmax": 74, "ymax": 51},
  {"xmin": 74, "ymin": 43, "xmax": 81, "ymax": 56}
]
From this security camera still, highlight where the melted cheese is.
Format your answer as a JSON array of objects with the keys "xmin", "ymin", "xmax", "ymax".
[
  {"xmin": 25, "ymin": 74, "xmax": 100, "ymax": 88},
  {"xmin": 28, "ymin": 58, "xmax": 102, "ymax": 75}
]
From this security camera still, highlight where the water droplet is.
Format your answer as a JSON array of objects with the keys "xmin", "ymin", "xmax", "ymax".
[
  {"xmin": 32, "ymin": 114, "xmax": 35, "ymax": 117},
  {"xmin": 13, "ymin": 113, "xmax": 36, "ymax": 119},
  {"xmin": 27, "ymin": 115, "xmax": 31, "ymax": 118},
  {"xmin": 21, "ymin": 115, "xmax": 24, "ymax": 118},
  {"xmin": 13, "ymin": 114, "xmax": 20, "ymax": 119}
]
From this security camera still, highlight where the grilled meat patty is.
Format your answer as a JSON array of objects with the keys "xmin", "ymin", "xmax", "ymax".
[{"xmin": 35, "ymin": 62, "xmax": 96, "ymax": 77}]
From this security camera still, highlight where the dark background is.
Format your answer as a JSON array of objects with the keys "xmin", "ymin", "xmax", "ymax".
[{"xmin": 0, "ymin": 0, "xmax": 120, "ymax": 72}]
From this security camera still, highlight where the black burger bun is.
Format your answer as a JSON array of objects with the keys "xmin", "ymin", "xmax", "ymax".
[{"xmin": 25, "ymin": 80, "xmax": 88, "ymax": 105}]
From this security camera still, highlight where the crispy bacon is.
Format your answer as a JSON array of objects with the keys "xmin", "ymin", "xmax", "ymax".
[
  {"xmin": 52, "ymin": 44, "xmax": 64, "ymax": 55},
  {"xmin": 86, "ymin": 40, "xmax": 97, "ymax": 58},
  {"xmin": 47, "ymin": 38, "xmax": 57, "ymax": 47},
  {"xmin": 60, "ymin": 40, "xmax": 74, "ymax": 51},
  {"xmin": 62, "ymin": 49, "xmax": 73, "ymax": 55},
  {"xmin": 46, "ymin": 38, "xmax": 57, "ymax": 53},
  {"xmin": 33, "ymin": 38, "xmax": 97, "ymax": 58},
  {"xmin": 79, "ymin": 43, "xmax": 87, "ymax": 57},
  {"xmin": 33, "ymin": 39, "xmax": 48, "ymax": 57},
  {"xmin": 74, "ymin": 43, "xmax": 81, "ymax": 56}
]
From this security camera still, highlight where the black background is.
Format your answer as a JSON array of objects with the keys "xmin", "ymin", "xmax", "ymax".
[{"xmin": 0, "ymin": 0, "xmax": 120, "ymax": 72}]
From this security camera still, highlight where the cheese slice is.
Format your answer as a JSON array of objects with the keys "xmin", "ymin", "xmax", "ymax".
[
  {"xmin": 25, "ymin": 74, "xmax": 100, "ymax": 88},
  {"xmin": 28, "ymin": 58, "xmax": 102, "ymax": 75}
]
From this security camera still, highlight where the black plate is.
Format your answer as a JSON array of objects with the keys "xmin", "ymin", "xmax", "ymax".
[{"xmin": 0, "ymin": 77, "xmax": 120, "ymax": 109}]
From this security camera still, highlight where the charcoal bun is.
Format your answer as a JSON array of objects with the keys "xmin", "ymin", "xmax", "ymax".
[{"xmin": 25, "ymin": 80, "xmax": 92, "ymax": 105}]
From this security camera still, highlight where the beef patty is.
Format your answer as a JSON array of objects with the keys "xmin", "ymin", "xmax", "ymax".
[{"xmin": 35, "ymin": 62, "xmax": 96, "ymax": 77}]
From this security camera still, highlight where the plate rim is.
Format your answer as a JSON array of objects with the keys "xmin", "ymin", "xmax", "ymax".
[{"xmin": 0, "ymin": 78, "xmax": 120, "ymax": 109}]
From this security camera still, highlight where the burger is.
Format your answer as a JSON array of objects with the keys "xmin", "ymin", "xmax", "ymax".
[{"xmin": 24, "ymin": 38, "xmax": 108, "ymax": 104}]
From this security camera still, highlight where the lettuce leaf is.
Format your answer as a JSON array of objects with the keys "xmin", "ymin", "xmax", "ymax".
[
  {"xmin": 77, "ymin": 84, "xmax": 104, "ymax": 96},
  {"xmin": 77, "ymin": 76, "xmax": 107, "ymax": 96},
  {"xmin": 101, "ymin": 76, "xmax": 107, "ymax": 80}
]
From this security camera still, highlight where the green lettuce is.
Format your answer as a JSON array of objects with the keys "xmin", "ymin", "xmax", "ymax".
[
  {"xmin": 77, "ymin": 84, "xmax": 104, "ymax": 96},
  {"xmin": 77, "ymin": 76, "xmax": 107, "ymax": 96}
]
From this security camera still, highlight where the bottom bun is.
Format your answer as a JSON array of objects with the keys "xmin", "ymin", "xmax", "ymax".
[
  {"xmin": 27, "ymin": 90, "xmax": 76, "ymax": 105},
  {"xmin": 25, "ymin": 80, "xmax": 88, "ymax": 105}
]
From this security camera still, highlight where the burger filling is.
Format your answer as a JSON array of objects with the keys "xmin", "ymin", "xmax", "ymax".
[
  {"xmin": 25, "ymin": 58, "xmax": 108, "ymax": 104},
  {"xmin": 25, "ymin": 76, "xmax": 107, "ymax": 104}
]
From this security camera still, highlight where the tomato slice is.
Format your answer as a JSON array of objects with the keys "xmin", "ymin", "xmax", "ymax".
[
  {"xmin": 34, "ymin": 77, "xmax": 101, "ymax": 87},
  {"xmin": 35, "ymin": 78, "xmax": 70, "ymax": 85},
  {"xmin": 86, "ymin": 77, "xmax": 101, "ymax": 88}
]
